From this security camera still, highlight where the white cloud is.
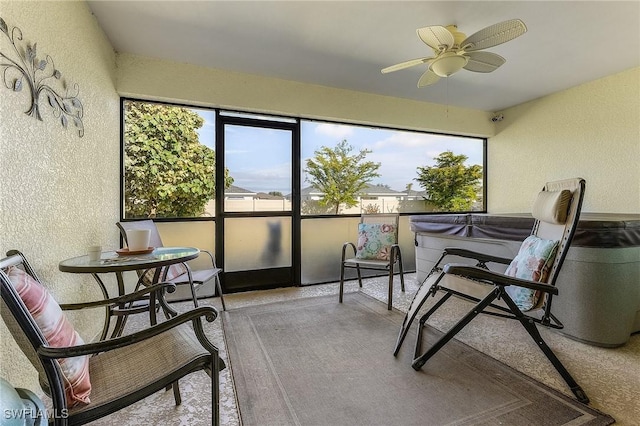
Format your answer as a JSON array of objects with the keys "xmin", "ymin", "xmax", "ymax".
[
  {"xmin": 225, "ymin": 149, "xmax": 250, "ymax": 155},
  {"xmin": 315, "ymin": 123, "xmax": 354, "ymax": 139}
]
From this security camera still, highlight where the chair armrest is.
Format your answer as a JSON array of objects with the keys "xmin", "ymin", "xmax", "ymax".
[
  {"xmin": 341, "ymin": 242, "xmax": 357, "ymax": 262},
  {"xmin": 59, "ymin": 282, "xmax": 177, "ymax": 311},
  {"xmin": 443, "ymin": 263, "xmax": 559, "ymax": 295},
  {"xmin": 443, "ymin": 247, "xmax": 513, "ymax": 265},
  {"xmin": 37, "ymin": 306, "xmax": 219, "ymax": 359},
  {"xmin": 199, "ymin": 249, "xmax": 217, "ymax": 269}
]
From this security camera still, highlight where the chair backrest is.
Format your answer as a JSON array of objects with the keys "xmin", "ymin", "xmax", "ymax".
[
  {"xmin": 361, "ymin": 214, "xmax": 400, "ymax": 244},
  {"xmin": 531, "ymin": 178, "xmax": 585, "ymax": 288},
  {"xmin": 0, "ymin": 251, "xmax": 67, "ymax": 407},
  {"xmin": 117, "ymin": 220, "xmax": 164, "ymax": 248}
]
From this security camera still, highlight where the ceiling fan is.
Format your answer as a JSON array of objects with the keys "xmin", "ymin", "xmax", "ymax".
[{"xmin": 381, "ymin": 19, "xmax": 527, "ymax": 87}]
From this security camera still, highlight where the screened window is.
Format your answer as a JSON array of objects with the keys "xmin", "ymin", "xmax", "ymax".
[
  {"xmin": 122, "ymin": 100, "xmax": 485, "ymax": 219},
  {"xmin": 300, "ymin": 120, "xmax": 484, "ymax": 215},
  {"xmin": 122, "ymin": 100, "xmax": 217, "ymax": 219}
]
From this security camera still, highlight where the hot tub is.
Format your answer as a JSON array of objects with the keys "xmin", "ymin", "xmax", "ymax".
[{"xmin": 411, "ymin": 213, "xmax": 640, "ymax": 347}]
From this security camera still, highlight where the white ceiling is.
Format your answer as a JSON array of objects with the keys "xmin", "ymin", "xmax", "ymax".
[{"xmin": 88, "ymin": 1, "xmax": 640, "ymax": 112}]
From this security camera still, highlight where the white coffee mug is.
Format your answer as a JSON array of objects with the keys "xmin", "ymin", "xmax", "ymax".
[
  {"xmin": 88, "ymin": 245, "xmax": 102, "ymax": 261},
  {"xmin": 127, "ymin": 229, "xmax": 151, "ymax": 251}
]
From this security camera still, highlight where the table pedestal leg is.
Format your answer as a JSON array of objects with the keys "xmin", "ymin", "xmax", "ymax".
[{"xmin": 91, "ymin": 273, "xmax": 112, "ymax": 341}]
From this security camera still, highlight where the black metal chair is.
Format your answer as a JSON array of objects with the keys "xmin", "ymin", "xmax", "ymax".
[
  {"xmin": 1, "ymin": 250, "xmax": 225, "ymax": 425},
  {"xmin": 117, "ymin": 220, "xmax": 226, "ymax": 311},
  {"xmin": 339, "ymin": 213, "xmax": 405, "ymax": 310},
  {"xmin": 394, "ymin": 178, "xmax": 589, "ymax": 403}
]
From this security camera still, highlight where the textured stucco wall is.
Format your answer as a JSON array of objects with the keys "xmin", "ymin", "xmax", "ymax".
[
  {"xmin": 487, "ymin": 67, "xmax": 640, "ymax": 213},
  {"xmin": 116, "ymin": 53, "xmax": 496, "ymax": 138},
  {"xmin": 0, "ymin": 1, "xmax": 120, "ymax": 389}
]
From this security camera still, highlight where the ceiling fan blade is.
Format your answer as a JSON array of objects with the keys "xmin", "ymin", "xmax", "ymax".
[
  {"xmin": 463, "ymin": 51, "xmax": 506, "ymax": 73},
  {"xmin": 417, "ymin": 69, "xmax": 441, "ymax": 87},
  {"xmin": 417, "ymin": 26, "xmax": 455, "ymax": 51},
  {"xmin": 381, "ymin": 57, "xmax": 433, "ymax": 74},
  {"xmin": 461, "ymin": 19, "xmax": 527, "ymax": 52}
]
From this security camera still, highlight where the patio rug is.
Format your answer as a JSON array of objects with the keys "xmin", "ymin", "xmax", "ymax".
[{"xmin": 222, "ymin": 292, "xmax": 614, "ymax": 426}]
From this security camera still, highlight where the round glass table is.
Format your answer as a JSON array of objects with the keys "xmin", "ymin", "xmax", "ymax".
[{"xmin": 59, "ymin": 247, "xmax": 199, "ymax": 339}]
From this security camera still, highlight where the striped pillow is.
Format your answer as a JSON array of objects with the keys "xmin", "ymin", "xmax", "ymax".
[{"xmin": 7, "ymin": 267, "xmax": 91, "ymax": 407}]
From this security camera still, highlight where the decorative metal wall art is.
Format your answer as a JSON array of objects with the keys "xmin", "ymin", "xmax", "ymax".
[{"xmin": 0, "ymin": 17, "xmax": 84, "ymax": 137}]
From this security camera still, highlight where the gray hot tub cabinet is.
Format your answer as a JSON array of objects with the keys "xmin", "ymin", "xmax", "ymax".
[{"xmin": 411, "ymin": 213, "xmax": 640, "ymax": 347}]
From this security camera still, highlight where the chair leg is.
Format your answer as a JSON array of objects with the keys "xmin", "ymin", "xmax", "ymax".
[
  {"xmin": 339, "ymin": 263, "xmax": 345, "ymax": 303},
  {"xmin": 185, "ymin": 268, "xmax": 199, "ymax": 308},
  {"xmin": 394, "ymin": 275, "xmax": 444, "ymax": 356},
  {"xmin": 412, "ymin": 290, "xmax": 452, "ymax": 359},
  {"xmin": 397, "ymin": 250, "xmax": 405, "ymax": 292},
  {"xmin": 190, "ymin": 285, "xmax": 199, "ymax": 308},
  {"xmin": 501, "ymin": 294, "xmax": 590, "ymax": 404},
  {"xmin": 172, "ymin": 381, "xmax": 182, "ymax": 406},
  {"xmin": 412, "ymin": 287, "xmax": 500, "ymax": 370},
  {"xmin": 212, "ymin": 357, "xmax": 220, "ymax": 426},
  {"xmin": 215, "ymin": 275, "xmax": 226, "ymax": 311},
  {"xmin": 387, "ymin": 262, "xmax": 394, "ymax": 310},
  {"xmin": 356, "ymin": 264, "xmax": 363, "ymax": 288}
]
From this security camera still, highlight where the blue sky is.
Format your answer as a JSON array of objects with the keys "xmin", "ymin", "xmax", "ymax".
[{"xmin": 195, "ymin": 110, "xmax": 484, "ymax": 194}]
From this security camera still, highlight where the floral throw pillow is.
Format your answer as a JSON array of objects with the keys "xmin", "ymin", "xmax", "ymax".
[
  {"xmin": 355, "ymin": 223, "xmax": 397, "ymax": 261},
  {"xmin": 504, "ymin": 235, "xmax": 559, "ymax": 311},
  {"xmin": 7, "ymin": 266, "xmax": 91, "ymax": 407}
]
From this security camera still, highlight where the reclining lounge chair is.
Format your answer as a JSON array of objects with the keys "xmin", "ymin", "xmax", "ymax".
[{"xmin": 393, "ymin": 178, "xmax": 589, "ymax": 404}]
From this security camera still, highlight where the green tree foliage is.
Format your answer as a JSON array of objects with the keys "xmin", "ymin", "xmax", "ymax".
[
  {"xmin": 415, "ymin": 151, "xmax": 482, "ymax": 212},
  {"xmin": 304, "ymin": 140, "xmax": 381, "ymax": 214},
  {"xmin": 362, "ymin": 203, "xmax": 381, "ymax": 214},
  {"xmin": 300, "ymin": 200, "xmax": 334, "ymax": 215},
  {"xmin": 124, "ymin": 101, "xmax": 233, "ymax": 218}
]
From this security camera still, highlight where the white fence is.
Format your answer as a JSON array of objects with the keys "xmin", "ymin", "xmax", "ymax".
[{"xmin": 204, "ymin": 198, "xmax": 432, "ymax": 215}]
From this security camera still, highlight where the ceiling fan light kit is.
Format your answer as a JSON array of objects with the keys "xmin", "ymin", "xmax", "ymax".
[
  {"xmin": 382, "ymin": 19, "xmax": 527, "ymax": 87},
  {"xmin": 430, "ymin": 53, "xmax": 468, "ymax": 77}
]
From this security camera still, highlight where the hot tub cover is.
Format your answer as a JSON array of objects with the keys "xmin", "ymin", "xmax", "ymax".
[{"xmin": 410, "ymin": 213, "xmax": 640, "ymax": 248}]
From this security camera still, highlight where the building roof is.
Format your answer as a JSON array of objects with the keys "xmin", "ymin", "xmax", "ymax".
[
  {"xmin": 298, "ymin": 184, "xmax": 408, "ymax": 197},
  {"xmin": 225, "ymin": 185, "xmax": 257, "ymax": 195},
  {"xmin": 255, "ymin": 192, "xmax": 285, "ymax": 200}
]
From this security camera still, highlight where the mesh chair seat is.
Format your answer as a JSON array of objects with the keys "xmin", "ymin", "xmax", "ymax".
[{"xmin": 70, "ymin": 325, "xmax": 211, "ymax": 416}]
